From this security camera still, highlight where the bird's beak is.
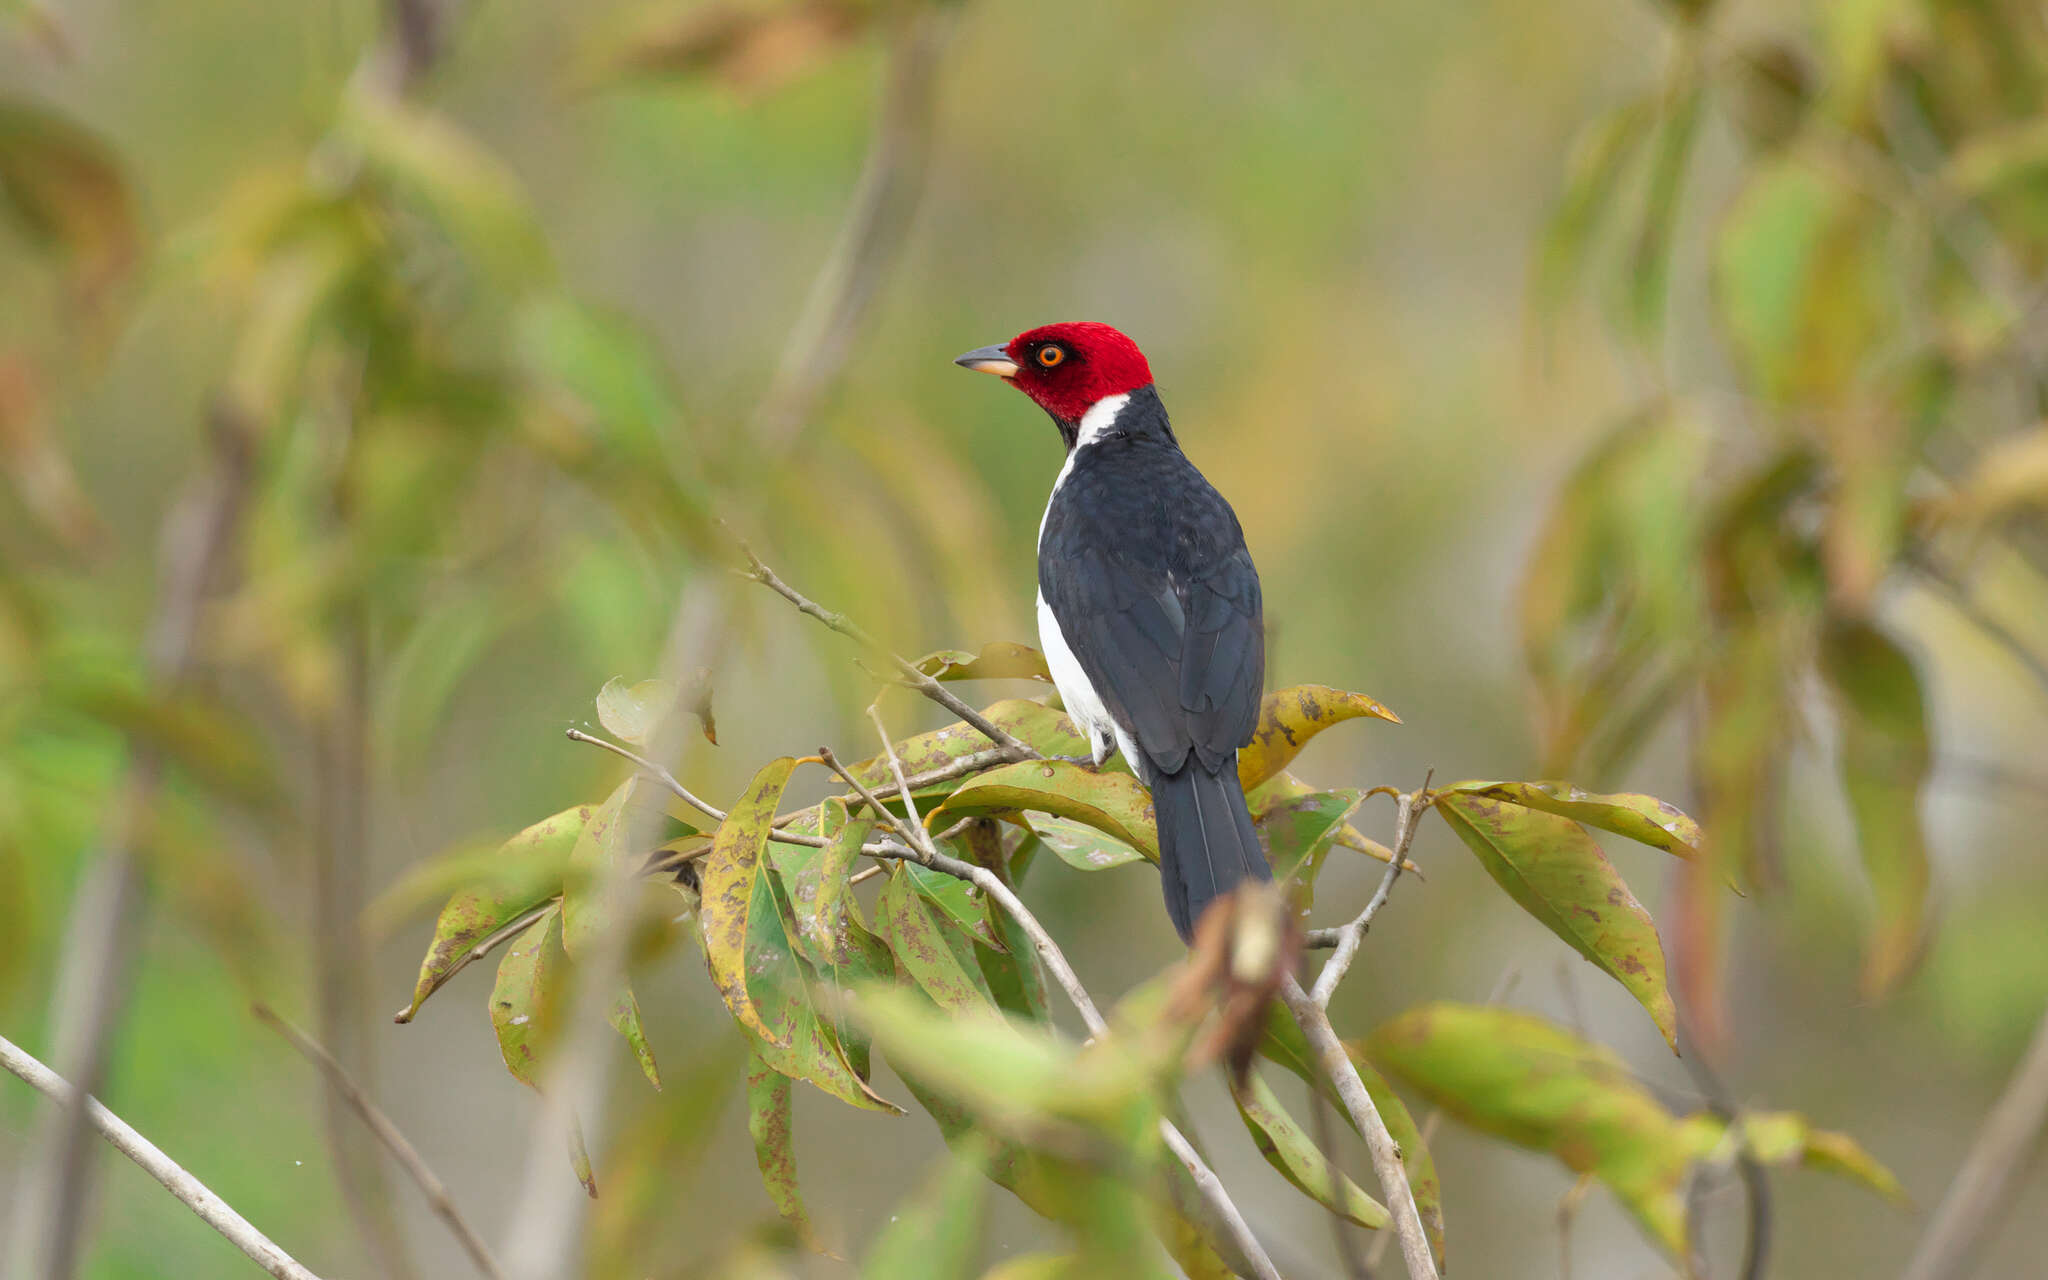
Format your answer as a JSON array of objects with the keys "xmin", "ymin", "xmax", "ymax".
[{"xmin": 954, "ymin": 344, "xmax": 1020, "ymax": 378}]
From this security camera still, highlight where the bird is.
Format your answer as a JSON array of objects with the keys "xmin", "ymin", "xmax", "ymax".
[{"xmin": 955, "ymin": 322, "xmax": 1269, "ymax": 941}]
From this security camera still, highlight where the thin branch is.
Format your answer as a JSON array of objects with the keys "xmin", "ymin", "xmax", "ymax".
[
  {"xmin": 1305, "ymin": 1066, "xmax": 1372, "ymax": 1280},
  {"xmin": 252, "ymin": 1005, "xmax": 506, "ymax": 1280},
  {"xmin": 733, "ymin": 539, "xmax": 1037, "ymax": 762},
  {"xmin": 566, "ymin": 729, "xmax": 729, "ymax": 826},
  {"xmin": 1, "ymin": 1034, "xmax": 324, "ymax": 1280},
  {"xmin": 1309, "ymin": 774, "xmax": 1431, "ymax": 1004},
  {"xmin": 1901, "ymin": 998, "xmax": 2048, "ymax": 1280},
  {"xmin": 1281, "ymin": 975, "xmax": 1439, "ymax": 1280},
  {"xmin": 14, "ymin": 401, "xmax": 260, "ymax": 1280},
  {"xmin": 827, "ymin": 739, "xmax": 1283, "ymax": 1280},
  {"xmin": 1674, "ymin": 1011, "xmax": 1769, "ymax": 1280}
]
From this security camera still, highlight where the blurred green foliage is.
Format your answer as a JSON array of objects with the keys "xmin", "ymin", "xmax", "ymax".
[{"xmin": 4, "ymin": 0, "xmax": 2048, "ymax": 1277}]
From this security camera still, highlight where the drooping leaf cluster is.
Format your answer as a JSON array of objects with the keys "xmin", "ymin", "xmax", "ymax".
[{"xmin": 1528, "ymin": 0, "xmax": 2048, "ymax": 1036}]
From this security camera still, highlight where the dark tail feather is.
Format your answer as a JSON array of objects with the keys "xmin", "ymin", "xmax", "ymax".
[{"xmin": 1152, "ymin": 762, "xmax": 1271, "ymax": 941}]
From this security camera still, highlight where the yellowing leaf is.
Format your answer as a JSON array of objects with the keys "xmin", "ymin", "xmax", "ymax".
[
  {"xmin": 1237, "ymin": 685, "xmax": 1400, "ymax": 792},
  {"xmin": 877, "ymin": 863, "xmax": 995, "ymax": 1012},
  {"xmin": 1435, "ymin": 793, "xmax": 1677, "ymax": 1049},
  {"xmin": 850, "ymin": 698, "xmax": 1092, "ymax": 790},
  {"xmin": 701, "ymin": 758, "xmax": 799, "ymax": 1045},
  {"xmin": 1441, "ymin": 781, "xmax": 1702, "ymax": 858},
  {"xmin": 394, "ymin": 803, "xmax": 587, "ymax": 1022},
  {"xmin": 1368, "ymin": 1004, "xmax": 1694, "ymax": 1257},
  {"xmin": 929, "ymin": 760, "xmax": 1158, "ymax": 862},
  {"xmin": 915, "ymin": 642, "xmax": 1053, "ymax": 684},
  {"xmin": 1027, "ymin": 813, "xmax": 1146, "ymax": 871},
  {"xmin": 491, "ymin": 904, "xmax": 568, "ymax": 1090}
]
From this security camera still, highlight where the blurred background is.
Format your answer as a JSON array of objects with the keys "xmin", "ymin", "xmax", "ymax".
[{"xmin": 4, "ymin": 0, "xmax": 2047, "ymax": 1276}]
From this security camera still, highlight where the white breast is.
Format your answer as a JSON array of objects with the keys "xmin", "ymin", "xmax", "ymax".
[{"xmin": 1037, "ymin": 392, "xmax": 1135, "ymax": 765}]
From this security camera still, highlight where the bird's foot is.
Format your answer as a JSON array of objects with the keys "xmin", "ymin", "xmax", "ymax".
[{"xmin": 1046, "ymin": 752, "xmax": 1100, "ymax": 768}]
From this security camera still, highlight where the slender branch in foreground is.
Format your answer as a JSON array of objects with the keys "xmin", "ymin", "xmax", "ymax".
[
  {"xmin": 1281, "ymin": 974, "xmax": 1440, "ymax": 1280},
  {"xmin": 1901, "ymin": 997, "xmax": 2048, "ymax": 1280},
  {"xmin": 0, "ymin": 1034, "xmax": 323, "ymax": 1280},
  {"xmin": 1309, "ymin": 773, "xmax": 1431, "ymax": 1003},
  {"xmin": 252, "ymin": 1006, "xmax": 506, "ymax": 1280},
  {"xmin": 733, "ymin": 539, "xmax": 1037, "ymax": 762}
]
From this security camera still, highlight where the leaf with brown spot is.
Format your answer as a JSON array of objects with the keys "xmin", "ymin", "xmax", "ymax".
[
  {"xmin": 745, "ymin": 1049, "xmax": 816, "ymax": 1247},
  {"xmin": 608, "ymin": 985, "xmax": 661, "ymax": 1090},
  {"xmin": 927, "ymin": 761, "xmax": 1158, "ymax": 861},
  {"xmin": 701, "ymin": 758, "xmax": 798, "ymax": 1045},
  {"xmin": 491, "ymin": 904, "xmax": 567, "ymax": 1090},
  {"xmin": 1231, "ymin": 1071, "xmax": 1389, "ymax": 1229},
  {"xmin": 878, "ymin": 863, "xmax": 995, "ymax": 1012},
  {"xmin": 561, "ymin": 779, "xmax": 635, "ymax": 960},
  {"xmin": 1435, "ymin": 793, "xmax": 1677, "ymax": 1049},
  {"xmin": 1237, "ymin": 685, "xmax": 1400, "ymax": 792},
  {"xmin": 396, "ymin": 804, "xmax": 586, "ymax": 1022}
]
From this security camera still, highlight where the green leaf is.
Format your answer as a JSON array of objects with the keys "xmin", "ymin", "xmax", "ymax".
[
  {"xmin": 1247, "ymin": 782, "xmax": 1365, "ymax": 901},
  {"xmin": 390, "ymin": 805, "xmax": 586, "ymax": 1022},
  {"xmin": 797, "ymin": 799, "xmax": 874, "ymax": 958},
  {"xmin": 1252, "ymin": 1008, "xmax": 1445, "ymax": 1264},
  {"xmin": 1714, "ymin": 158, "xmax": 1888, "ymax": 404},
  {"xmin": 1820, "ymin": 617, "xmax": 1931, "ymax": 996},
  {"xmin": 907, "ymin": 859, "xmax": 1006, "ymax": 950},
  {"xmin": 1231, "ymin": 1072, "xmax": 1389, "ymax": 1229},
  {"xmin": 1368, "ymin": 1003, "xmax": 1694, "ymax": 1257},
  {"xmin": 491, "ymin": 904, "xmax": 567, "ymax": 1090},
  {"xmin": 1237, "ymin": 685, "xmax": 1400, "ymax": 791},
  {"xmin": 915, "ymin": 642, "xmax": 1053, "ymax": 684},
  {"xmin": 978, "ymin": 1257, "xmax": 1075, "ymax": 1280},
  {"xmin": 860, "ymin": 1150, "xmax": 990, "ymax": 1280},
  {"xmin": 609, "ymin": 985, "xmax": 661, "ymax": 1090},
  {"xmin": 1026, "ymin": 814, "xmax": 1146, "ymax": 871},
  {"xmin": 878, "ymin": 863, "xmax": 996, "ymax": 1012},
  {"xmin": 929, "ymin": 761, "xmax": 1159, "ymax": 861},
  {"xmin": 745, "ymin": 1050, "xmax": 816, "ymax": 1247},
  {"xmin": 1434, "ymin": 793, "xmax": 1677, "ymax": 1049},
  {"xmin": 1440, "ymin": 781, "xmax": 1702, "ymax": 858},
  {"xmin": 701, "ymin": 758, "xmax": 799, "ymax": 1044}
]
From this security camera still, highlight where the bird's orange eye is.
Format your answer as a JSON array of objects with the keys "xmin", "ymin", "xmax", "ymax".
[{"xmin": 1036, "ymin": 345, "xmax": 1065, "ymax": 368}]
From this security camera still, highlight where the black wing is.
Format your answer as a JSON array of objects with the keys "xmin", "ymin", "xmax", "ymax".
[{"xmin": 1038, "ymin": 433, "xmax": 1264, "ymax": 777}]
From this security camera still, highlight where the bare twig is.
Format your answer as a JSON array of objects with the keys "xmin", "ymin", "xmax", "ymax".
[
  {"xmin": 253, "ymin": 1005, "xmax": 505, "ymax": 1280},
  {"xmin": 1901, "ymin": 998, "xmax": 2048, "ymax": 1280},
  {"xmin": 1, "ymin": 1034, "xmax": 323, "ymax": 1280},
  {"xmin": 1310, "ymin": 775, "xmax": 1431, "ymax": 1005},
  {"xmin": 1281, "ymin": 975, "xmax": 1440, "ymax": 1280},
  {"xmin": 1305, "ymin": 1066, "xmax": 1373, "ymax": 1280},
  {"xmin": 733, "ymin": 539, "xmax": 1037, "ymax": 762},
  {"xmin": 567, "ymin": 729, "xmax": 729, "ymax": 826},
  {"xmin": 14, "ymin": 402, "xmax": 260, "ymax": 1280}
]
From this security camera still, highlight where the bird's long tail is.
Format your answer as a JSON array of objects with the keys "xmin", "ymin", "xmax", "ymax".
[{"xmin": 1151, "ymin": 760, "xmax": 1271, "ymax": 941}]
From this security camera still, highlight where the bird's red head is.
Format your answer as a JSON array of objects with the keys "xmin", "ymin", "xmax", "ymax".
[{"xmin": 955, "ymin": 322, "xmax": 1154, "ymax": 425}]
